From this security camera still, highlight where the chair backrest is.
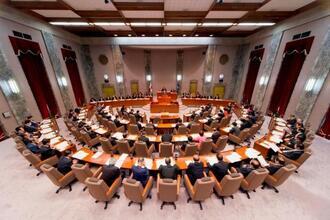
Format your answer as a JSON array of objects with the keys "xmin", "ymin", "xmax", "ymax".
[
  {"xmin": 184, "ymin": 143, "xmax": 197, "ymax": 156},
  {"xmin": 210, "ymin": 120, "xmax": 219, "ymax": 129},
  {"xmin": 16, "ymin": 143, "xmax": 27, "ymax": 154},
  {"xmin": 40, "ymin": 164, "xmax": 64, "ymax": 186},
  {"xmin": 296, "ymin": 148, "xmax": 312, "ymax": 165},
  {"xmin": 219, "ymin": 117, "xmax": 228, "ymax": 128},
  {"xmin": 193, "ymin": 115, "xmax": 201, "ymax": 123},
  {"xmin": 85, "ymin": 177, "xmax": 109, "ymax": 201},
  {"xmin": 158, "ymin": 179, "xmax": 178, "ymax": 202},
  {"xmin": 159, "ymin": 142, "xmax": 173, "ymax": 157},
  {"xmin": 128, "ymin": 124, "xmax": 140, "ymax": 135},
  {"xmin": 199, "ymin": 139, "xmax": 213, "ymax": 155},
  {"xmin": 192, "ymin": 177, "xmax": 215, "ymax": 201},
  {"xmin": 129, "ymin": 114, "xmax": 137, "ymax": 124},
  {"xmin": 80, "ymin": 130, "xmax": 91, "ymax": 142},
  {"xmin": 202, "ymin": 111, "xmax": 209, "ymax": 118},
  {"xmin": 250, "ymin": 124, "xmax": 259, "ymax": 135},
  {"xmin": 99, "ymin": 137, "xmax": 113, "ymax": 154},
  {"xmin": 177, "ymin": 126, "xmax": 188, "ymax": 135},
  {"xmin": 117, "ymin": 140, "xmax": 131, "ymax": 154},
  {"xmin": 108, "ymin": 121, "xmax": 117, "ymax": 132},
  {"xmin": 219, "ymin": 173, "xmax": 244, "ymax": 196},
  {"xmin": 145, "ymin": 125, "xmax": 155, "ymax": 135},
  {"xmin": 71, "ymin": 163, "xmax": 93, "ymax": 183},
  {"xmin": 239, "ymin": 128, "xmax": 250, "ymax": 140},
  {"xmin": 134, "ymin": 141, "xmax": 149, "ymax": 157},
  {"xmin": 22, "ymin": 149, "xmax": 41, "ymax": 167},
  {"xmin": 123, "ymin": 178, "xmax": 144, "ymax": 203},
  {"xmin": 215, "ymin": 135, "xmax": 228, "ymax": 152},
  {"xmin": 190, "ymin": 123, "xmax": 201, "ymax": 133},
  {"xmin": 272, "ymin": 164, "xmax": 297, "ymax": 186},
  {"xmin": 244, "ymin": 168, "xmax": 269, "ymax": 190}
]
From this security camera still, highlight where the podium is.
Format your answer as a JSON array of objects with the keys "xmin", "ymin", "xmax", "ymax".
[{"xmin": 151, "ymin": 91, "xmax": 179, "ymax": 113}]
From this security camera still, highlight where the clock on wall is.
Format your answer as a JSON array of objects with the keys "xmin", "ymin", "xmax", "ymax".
[
  {"xmin": 98, "ymin": 54, "xmax": 108, "ymax": 65},
  {"xmin": 219, "ymin": 54, "xmax": 229, "ymax": 65}
]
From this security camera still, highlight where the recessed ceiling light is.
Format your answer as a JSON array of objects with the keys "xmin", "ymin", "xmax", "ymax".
[
  {"xmin": 169, "ymin": 34, "xmax": 173, "ymax": 37},
  {"xmin": 155, "ymin": 34, "xmax": 159, "ymax": 36},
  {"xmin": 94, "ymin": 22, "xmax": 126, "ymax": 26},
  {"xmin": 195, "ymin": 34, "xmax": 199, "ymax": 37},
  {"xmin": 182, "ymin": 34, "xmax": 186, "ymax": 37},
  {"xmin": 202, "ymin": 23, "xmax": 233, "ymax": 27},
  {"xmin": 128, "ymin": 34, "xmax": 132, "ymax": 37},
  {"xmin": 238, "ymin": 22, "xmax": 275, "ymax": 26},
  {"xmin": 209, "ymin": 34, "xmax": 213, "ymax": 37},
  {"xmin": 141, "ymin": 34, "xmax": 145, "ymax": 37},
  {"xmin": 114, "ymin": 34, "xmax": 118, "ymax": 37},
  {"xmin": 49, "ymin": 22, "xmax": 90, "ymax": 26}
]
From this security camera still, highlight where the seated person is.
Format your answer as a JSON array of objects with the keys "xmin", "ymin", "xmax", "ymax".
[
  {"xmin": 229, "ymin": 122, "xmax": 241, "ymax": 136},
  {"xmin": 39, "ymin": 139, "xmax": 58, "ymax": 160},
  {"xmin": 134, "ymin": 110, "xmax": 143, "ymax": 122},
  {"xmin": 186, "ymin": 155, "xmax": 204, "ymax": 185},
  {"xmin": 211, "ymin": 128, "xmax": 221, "ymax": 144},
  {"xmin": 266, "ymin": 156, "xmax": 285, "ymax": 175},
  {"xmin": 158, "ymin": 158, "xmax": 179, "ymax": 180},
  {"xmin": 132, "ymin": 158, "xmax": 149, "ymax": 187},
  {"xmin": 113, "ymin": 115, "xmax": 122, "ymax": 128},
  {"xmin": 15, "ymin": 126, "xmax": 26, "ymax": 138},
  {"xmin": 101, "ymin": 158, "xmax": 121, "ymax": 186},
  {"xmin": 57, "ymin": 150, "xmax": 77, "ymax": 175},
  {"xmin": 193, "ymin": 130, "xmax": 207, "ymax": 145},
  {"xmin": 23, "ymin": 119, "xmax": 38, "ymax": 133},
  {"xmin": 282, "ymin": 143, "xmax": 305, "ymax": 160},
  {"xmin": 23, "ymin": 133, "xmax": 41, "ymax": 154},
  {"xmin": 181, "ymin": 136, "xmax": 194, "ymax": 151},
  {"xmin": 84, "ymin": 126, "xmax": 98, "ymax": 139},
  {"xmin": 161, "ymin": 132, "xmax": 173, "ymax": 143},
  {"xmin": 208, "ymin": 153, "xmax": 229, "ymax": 182},
  {"xmin": 138, "ymin": 132, "xmax": 151, "ymax": 148},
  {"xmin": 175, "ymin": 118, "xmax": 184, "ymax": 130},
  {"xmin": 236, "ymin": 159, "xmax": 260, "ymax": 178}
]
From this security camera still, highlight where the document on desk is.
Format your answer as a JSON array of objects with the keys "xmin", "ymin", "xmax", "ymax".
[
  {"xmin": 276, "ymin": 118, "xmax": 286, "ymax": 123},
  {"xmin": 50, "ymin": 136, "xmax": 61, "ymax": 145},
  {"xmin": 54, "ymin": 141, "xmax": 69, "ymax": 151},
  {"xmin": 183, "ymin": 122, "xmax": 189, "ymax": 127},
  {"xmin": 40, "ymin": 124, "xmax": 50, "ymax": 129},
  {"xmin": 127, "ymin": 134, "xmax": 138, "ymax": 140},
  {"xmin": 91, "ymin": 124, "xmax": 99, "ymax": 130},
  {"xmin": 245, "ymin": 148, "xmax": 261, "ymax": 159},
  {"xmin": 156, "ymin": 157, "xmax": 175, "ymax": 168},
  {"xmin": 41, "ymin": 128, "xmax": 53, "ymax": 134},
  {"xmin": 222, "ymin": 127, "xmax": 232, "ymax": 133},
  {"xmin": 276, "ymin": 122, "xmax": 287, "ymax": 127},
  {"xmin": 190, "ymin": 134, "xmax": 199, "ymax": 139},
  {"xmin": 173, "ymin": 136, "xmax": 188, "ymax": 142},
  {"xmin": 205, "ymin": 132, "xmax": 212, "ymax": 138},
  {"xmin": 41, "ymin": 119, "xmax": 51, "ymax": 124},
  {"xmin": 274, "ymin": 126, "xmax": 285, "ymax": 131},
  {"xmin": 206, "ymin": 156, "xmax": 218, "ymax": 166},
  {"xmin": 257, "ymin": 155, "xmax": 269, "ymax": 167},
  {"xmin": 72, "ymin": 151, "xmax": 89, "ymax": 160},
  {"xmin": 269, "ymin": 135, "xmax": 282, "ymax": 144},
  {"xmin": 272, "ymin": 130, "xmax": 284, "ymax": 137},
  {"xmin": 115, "ymin": 153, "xmax": 128, "ymax": 168},
  {"xmin": 95, "ymin": 128, "xmax": 107, "ymax": 135},
  {"xmin": 225, "ymin": 152, "xmax": 242, "ymax": 163},
  {"xmin": 185, "ymin": 160, "xmax": 194, "ymax": 166},
  {"xmin": 260, "ymin": 141, "xmax": 270, "ymax": 149},
  {"xmin": 112, "ymin": 132, "xmax": 123, "ymax": 140},
  {"xmin": 92, "ymin": 152, "xmax": 103, "ymax": 159},
  {"xmin": 135, "ymin": 158, "xmax": 153, "ymax": 169},
  {"xmin": 269, "ymin": 142, "xmax": 280, "ymax": 152},
  {"xmin": 145, "ymin": 135, "xmax": 156, "ymax": 142}
]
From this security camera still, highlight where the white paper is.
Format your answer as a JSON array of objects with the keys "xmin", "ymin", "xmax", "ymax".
[
  {"xmin": 94, "ymin": 128, "xmax": 108, "ymax": 135},
  {"xmin": 173, "ymin": 136, "xmax": 188, "ymax": 142},
  {"xmin": 259, "ymin": 141, "xmax": 270, "ymax": 149},
  {"xmin": 92, "ymin": 152, "xmax": 103, "ymax": 159},
  {"xmin": 199, "ymin": 119, "xmax": 208, "ymax": 124},
  {"xmin": 269, "ymin": 136, "xmax": 282, "ymax": 144},
  {"xmin": 127, "ymin": 134, "xmax": 138, "ymax": 140},
  {"xmin": 185, "ymin": 160, "xmax": 194, "ymax": 166},
  {"xmin": 190, "ymin": 133, "xmax": 199, "ymax": 139},
  {"xmin": 272, "ymin": 130, "xmax": 284, "ymax": 137},
  {"xmin": 43, "ymin": 132, "xmax": 56, "ymax": 140},
  {"xmin": 206, "ymin": 156, "xmax": 218, "ymax": 166},
  {"xmin": 40, "ymin": 124, "xmax": 50, "ymax": 129},
  {"xmin": 72, "ymin": 151, "xmax": 89, "ymax": 160},
  {"xmin": 222, "ymin": 127, "xmax": 232, "ymax": 133},
  {"xmin": 41, "ymin": 128, "xmax": 53, "ymax": 134},
  {"xmin": 50, "ymin": 136, "xmax": 61, "ymax": 145},
  {"xmin": 276, "ymin": 122, "xmax": 287, "ymax": 127},
  {"xmin": 257, "ymin": 155, "xmax": 269, "ymax": 167},
  {"xmin": 145, "ymin": 135, "xmax": 157, "ymax": 142},
  {"xmin": 269, "ymin": 142, "xmax": 280, "ymax": 152},
  {"xmin": 156, "ymin": 157, "xmax": 175, "ymax": 169},
  {"xmin": 276, "ymin": 118, "xmax": 286, "ymax": 123},
  {"xmin": 245, "ymin": 148, "xmax": 261, "ymax": 159},
  {"xmin": 225, "ymin": 152, "xmax": 242, "ymax": 163},
  {"xmin": 54, "ymin": 141, "xmax": 69, "ymax": 151},
  {"xmin": 91, "ymin": 125, "xmax": 99, "ymax": 130},
  {"xmin": 115, "ymin": 153, "xmax": 128, "ymax": 168},
  {"xmin": 42, "ymin": 119, "xmax": 51, "ymax": 124},
  {"xmin": 204, "ymin": 132, "xmax": 212, "ymax": 138},
  {"xmin": 274, "ymin": 126, "xmax": 285, "ymax": 131},
  {"xmin": 112, "ymin": 132, "xmax": 123, "ymax": 140}
]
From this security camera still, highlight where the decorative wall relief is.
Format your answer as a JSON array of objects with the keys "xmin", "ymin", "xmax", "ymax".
[
  {"xmin": 0, "ymin": 47, "xmax": 29, "ymax": 123},
  {"xmin": 79, "ymin": 45, "xmax": 100, "ymax": 99},
  {"xmin": 295, "ymin": 27, "xmax": 330, "ymax": 121},
  {"xmin": 203, "ymin": 45, "xmax": 216, "ymax": 96},
  {"xmin": 111, "ymin": 45, "xmax": 126, "ymax": 96},
  {"xmin": 227, "ymin": 44, "xmax": 250, "ymax": 100},
  {"xmin": 254, "ymin": 32, "xmax": 283, "ymax": 110},
  {"xmin": 42, "ymin": 31, "xmax": 73, "ymax": 111}
]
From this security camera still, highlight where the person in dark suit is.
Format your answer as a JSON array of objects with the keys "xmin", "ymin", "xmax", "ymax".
[
  {"xmin": 101, "ymin": 159, "xmax": 121, "ymax": 187},
  {"xmin": 132, "ymin": 158, "xmax": 149, "ymax": 187},
  {"xmin": 113, "ymin": 115, "xmax": 122, "ymax": 128},
  {"xmin": 237, "ymin": 159, "xmax": 260, "ymax": 177},
  {"xmin": 158, "ymin": 158, "xmax": 179, "ymax": 180},
  {"xmin": 186, "ymin": 155, "xmax": 204, "ymax": 185},
  {"xmin": 267, "ymin": 156, "xmax": 285, "ymax": 175},
  {"xmin": 229, "ymin": 122, "xmax": 241, "ymax": 136},
  {"xmin": 57, "ymin": 151, "xmax": 76, "ymax": 175},
  {"xmin": 139, "ymin": 132, "xmax": 151, "ymax": 148},
  {"xmin": 161, "ymin": 132, "xmax": 173, "ymax": 142},
  {"xmin": 208, "ymin": 153, "xmax": 229, "ymax": 182},
  {"xmin": 211, "ymin": 128, "xmax": 221, "ymax": 144},
  {"xmin": 39, "ymin": 139, "xmax": 57, "ymax": 160},
  {"xmin": 282, "ymin": 144, "xmax": 305, "ymax": 160},
  {"xmin": 181, "ymin": 136, "xmax": 194, "ymax": 151},
  {"xmin": 175, "ymin": 118, "xmax": 184, "ymax": 130}
]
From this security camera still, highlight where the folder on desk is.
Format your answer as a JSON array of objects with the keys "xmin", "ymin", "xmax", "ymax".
[
  {"xmin": 72, "ymin": 151, "xmax": 89, "ymax": 160},
  {"xmin": 115, "ymin": 153, "xmax": 128, "ymax": 168},
  {"xmin": 206, "ymin": 156, "xmax": 218, "ymax": 166},
  {"xmin": 225, "ymin": 152, "xmax": 242, "ymax": 163},
  {"xmin": 245, "ymin": 148, "xmax": 261, "ymax": 159},
  {"xmin": 257, "ymin": 155, "xmax": 269, "ymax": 167},
  {"xmin": 92, "ymin": 152, "xmax": 103, "ymax": 159}
]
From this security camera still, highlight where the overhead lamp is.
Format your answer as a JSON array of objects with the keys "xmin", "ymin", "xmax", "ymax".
[
  {"xmin": 182, "ymin": 34, "xmax": 186, "ymax": 37},
  {"xmin": 305, "ymin": 78, "xmax": 316, "ymax": 92},
  {"xmin": 130, "ymin": 22, "xmax": 162, "ymax": 26},
  {"xmin": 141, "ymin": 34, "xmax": 145, "ymax": 37},
  {"xmin": 202, "ymin": 23, "xmax": 233, "ymax": 27},
  {"xmin": 114, "ymin": 34, "xmax": 118, "ymax": 36},
  {"xmin": 128, "ymin": 34, "xmax": 132, "ymax": 37},
  {"xmin": 49, "ymin": 22, "xmax": 90, "ymax": 26},
  {"xmin": 94, "ymin": 22, "xmax": 126, "ymax": 26},
  {"xmin": 2, "ymin": 79, "xmax": 20, "ymax": 94},
  {"xmin": 169, "ymin": 34, "xmax": 173, "ymax": 37},
  {"xmin": 238, "ymin": 23, "xmax": 275, "ymax": 26},
  {"xmin": 209, "ymin": 34, "xmax": 213, "ymax": 37}
]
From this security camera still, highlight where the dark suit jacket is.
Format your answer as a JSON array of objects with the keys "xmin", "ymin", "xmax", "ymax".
[
  {"xmin": 101, "ymin": 165, "xmax": 120, "ymax": 186},
  {"xmin": 140, "ymin": 135, "xmax": 151, "ymax": 147},
  {"xmin": 161, "ymin": 133, "xmax": 173, "ymax": 142},
  {"xmin": 39, "ymin": 145, "xmax": 56, "ymax": 160},
  {"xmin": 186, "ymin": 162, "xmax": 204, "ymax": 185},
  {"xmin": 238, "ymin": 165, "xmax": 254, "ymax": 178},
  {"xmin": 132, "ymin": 165, "xmax": 149, "ymax": 187},
  {"xmin": 209, "ymin": 161, "xmax": 228, "ymax": 182},
  {"xmin": 159, "ymin": 164, "xmax": 179, "ymax": 179},
  {"xmin": 211, "ymin": 131, "xmax": 220, "ymax": 144},
  {"xmin": 283, "ymin": 150, "xmax": 304, "ymax": 160},
  {"xmin": 267, "ymin": 164, "xmax": 283, "ymax": 175},
  {"xmin": 57, "ymin": 156, "xmax": 73, "ymax": 175}
]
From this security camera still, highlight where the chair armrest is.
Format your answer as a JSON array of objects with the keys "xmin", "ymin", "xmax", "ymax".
[
  {"xmin": 59, "ymin": 171, "xmax": 75, "ymax": 186},
  {"xmin": 157, "ymin": 173, "xmax": 160, "ymax": 193},
  {"xmin": 229, "ymin": 134, "xmax": 241, "ymax": 144},
  {"xmin": 116, "ymin": 126, "xmax": 125, "ymax": 133},
  {"xmin": 39, "ymin": 155, "xmax": 59, "ymax": 167},
  {"xmin": 142, "ymin": 176, "xmax": 153, "ymax": 200},
  {"xmin": 148, "ymin": 144, "xmax": 155, "ymax": 156},
  {"xmin": 230, "ymin": 167, "xmax": 238, "ymax": 173},
  {"xmin": 177, "ymin": 175, "xmax": 181, "ymax": 196},
  {"xmin": 209, "ymin": 171, "xmax": 222, "ymax": 192},
  {"xmin": 92, "ymin": 166, "xmax": 103, "ymax": 178},
  {"xmin": 106, "ymin": 176, "xmax": 122, "ymax": 198},
  {"xmin": 184, "ymin": 174, "xmax": 194, "ymax": 198}
]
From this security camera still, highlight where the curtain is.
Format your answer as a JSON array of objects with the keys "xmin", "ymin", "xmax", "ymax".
[
  {"xmin": 242, "ymin": 48, "xmax": 265, "ymax": 104},
  {"xmin": 268, "ymin": 37, "xmax": 314, "ymax": 116},
  {"xmin": 0, "ymin": 126, "xmax": 5, "ymax": 141},
  {"xmin": 9, "ymin": 36, "xmax": 60, "ymax": 118},
  {"xmin": 61, "ymin": 48, "xmax": 85, "ymax": 106},
  {"xmin": 317, "ymin": 105, "xmax": 330, "ymax": 140}
]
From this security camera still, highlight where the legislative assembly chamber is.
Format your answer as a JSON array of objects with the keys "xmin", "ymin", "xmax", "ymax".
[{"xmin": 0, "ymin": 0, "xmax": 329, "ymax": 220}]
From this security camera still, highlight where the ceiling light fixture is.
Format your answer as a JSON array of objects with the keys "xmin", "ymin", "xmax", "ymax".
[
  {"xmin": 128, "ymin": 34, "xmax": 132, "ymax": 37},
  {"xmin": 202, "ymin": 23, "xmax": 233, "ymax": 27},
  {"xmin": 130, "ymin": 22, "xmax": 162, "ymax": 26},
  {"xmin": 49, "ymin": 22, "xmax": 90, "ymax": 26},
  {"xmin": 169, "ymin": 34, "xmax": 173, "ymax": 37},
  {"xmin": 209, "ymin": 34, "xmax": 213, "ymax": 37},
  {"xmin": 238, "ymin": 22, "xmax": 275, "ymax": 26},
  {"xmin": 141, "ymin": 34, "xmax": 145, "ymax": 37},
  {"xmin": 94, "ymin": 22, "xmax": 126, "ymax": 26},
  {"xmin": 114, "ymin": 34, "xmax": 118, "ymax": 36},
  {"xmin": 155, "ymin": 34, "xmax": 159, "ymax": 36},
  {"xmin": 182, "ymin": 34, "xmax": 186, "ymax": 37},
  {"xmin": 195, "ymin": 34, "xmax": 199, "ymax": 37}
]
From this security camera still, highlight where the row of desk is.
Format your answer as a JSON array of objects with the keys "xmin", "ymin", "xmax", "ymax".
[
  {"xmin": 181, "ymin": 98, "xmax": 235, "ymax": 107},
  {"xmin": 89, "ymin": 98, "xmax": 152, "ymax": 108}
]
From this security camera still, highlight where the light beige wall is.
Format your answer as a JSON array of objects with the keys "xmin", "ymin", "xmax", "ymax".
[{"xmin": 0, "ymin": 91, "xmax": 18, "ymax": 132}]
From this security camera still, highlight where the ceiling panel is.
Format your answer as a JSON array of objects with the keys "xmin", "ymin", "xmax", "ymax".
[
  {"xmin": 113, "ymin": 0, "xmax": 164, "ymax": 2},
  {"xmin": 33, "ymin": 9, "xmax": 80, "ymax": 17},
  {"xmin": 10, "ymin": 0, "xmax": 56, "ymax": 1},
  {"xmin": 62, "ymin": 0, "xmax": 117, "ymax": 11},
  {"xmin": 258, "ymin": 0, "xmax": 316, "ymax": 11},
  {"xmin": 164, "ymin": 25, "xmax": 196, "ymax": 31},
  {"xmin": 98, "ymin": 25, "xmax": 132, "ymax": 31},
  {"xmin": 206, "ymin": 11, "xmax": 248, "ymax": 19},
  {"xmin": 165, "ymin": 0, "xmax": 214, "ymax": 11},
  {"xmin": 228, "ymin": 25, "xmax": 259, "ymax": 31},
  {"xmin": 224, "ymin": 0, "xmax": 264, "ymax": 2},
  {"xmin": 122, "ymin": 10, "xmax": 164, "ymax": 18}
]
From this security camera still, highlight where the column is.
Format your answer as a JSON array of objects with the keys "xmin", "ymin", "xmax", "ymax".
[{"xmin": 111, "ymin": 45, "xmax": 126, "ymax": 96}]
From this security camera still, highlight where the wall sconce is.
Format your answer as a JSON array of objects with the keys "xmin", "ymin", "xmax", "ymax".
[
  {"xmin": 104, "ymin": 74, "xmax": 109, "ymax": 83},
  {"xmin": 59, "ymin": 76, "xmax": 68, "ymax": 87},
  {"xmin": 177, "ymin": 74, "xmax": 182, "ymax": 81},
  {"xmin": 116, "ymin": 75, "xmax": 123, "ymax": 83},
  {"xmin": 259, "ymin": 75, "xmax": 268, "ymax": 86},
  {"xmin": 1, "ymin": 79, "xmax": 20, "ymax": 95},
  {"xmin": 219, "ymin": 74, "xmax": 224, "ymax": 82},
  {"xmin": 305, "ymin": 78, "xmax": 315, "ymax": 92},
  {"xmin": 205, "ymin": 75, "xmax": 212, "ymax": 83},
  {"xmin": 146, "ymin": 75, "xmax": 152, "ymax": 81}
]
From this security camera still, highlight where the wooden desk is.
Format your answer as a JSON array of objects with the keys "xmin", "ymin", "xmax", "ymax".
[
  {"xmin": 157, "ymin": 91, "xmax": 177, "ymax": 101},
  {"xmin": 182, "ymin": 98, "xmax": 234, "ymax": 107},
  {"xmin": 89, "ymin": 98, "xmax": 151, "ymax": 108},
  {"xmin": 150, "ymin": 102, "xmax": 179, "ymax": 113},
  {"xmin": 150, "ymin": 114, "xmax": 180, "ymax": 123}
]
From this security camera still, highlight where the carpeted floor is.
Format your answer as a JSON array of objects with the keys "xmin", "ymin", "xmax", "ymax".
[{"xmin": 0, "ymin": 112, "xmax": 329, "ymax": 220}]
